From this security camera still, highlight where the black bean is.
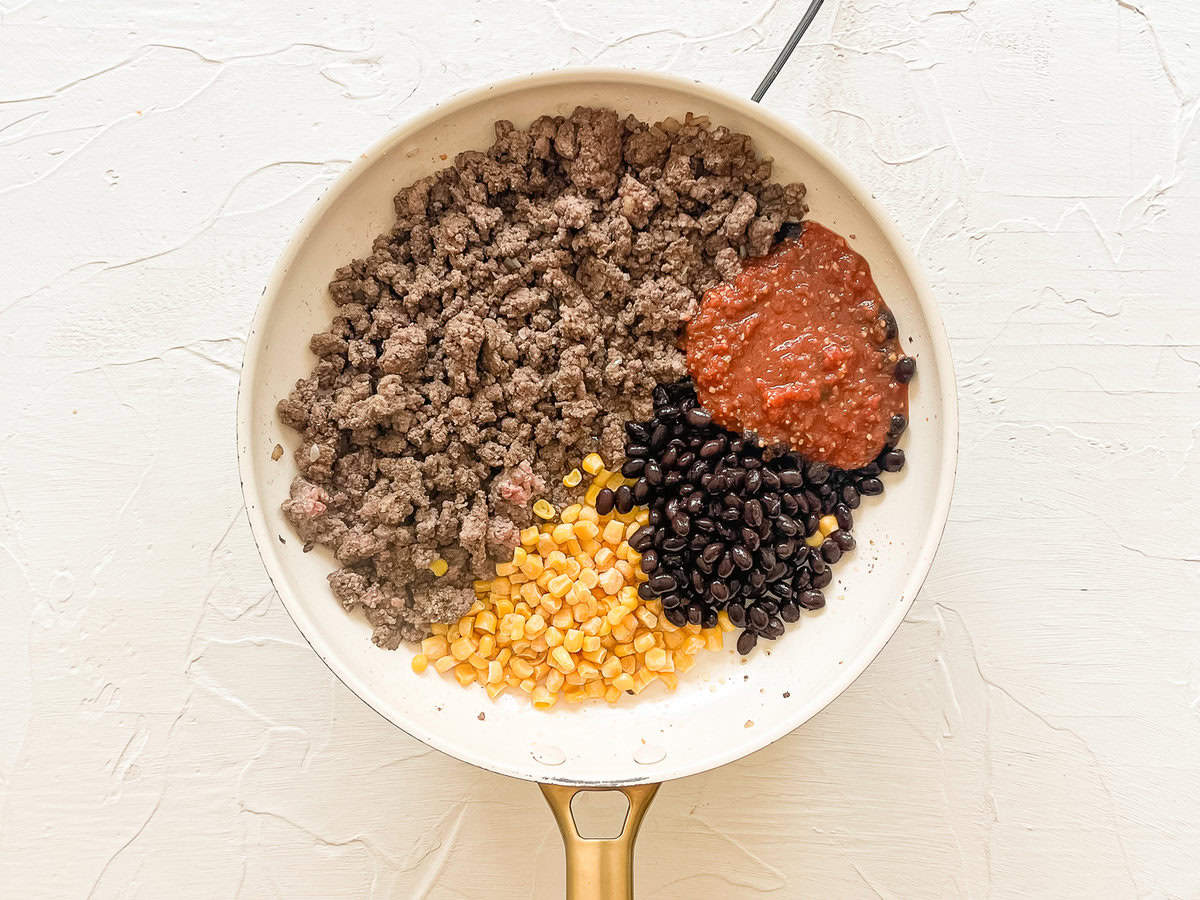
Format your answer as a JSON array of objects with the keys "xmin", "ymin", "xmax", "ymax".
[
  {"xmin": 653, "ymin": 386, "xmax": 670, "ymax": 407},
  {"xmin": 842, "ymin": 485, "xmax": 860, "ymax": 509},
  {"xmin": 665, "ymin": 606, "xmax": 687, "ymax": 627},
  {"xmin": 759, "ymin": 548, "xmax": 777, "ymax": 571},
  {"xmin": 749, "ymin": 605, "xmax": 769, "ymax": 629},
  {"xmin": 820, "ymin": 540, "xmax": 842, "ymax": 564},
  {"xmin": 805, "ymin": 514, "xmax": 820, "ymax": 536},
  {"xmin": 658, "ymin": 404, "xmax": 679, "ymax": 421},
  {"xmin": 717, "ymin": 554, "xmax": 735, "ymax": 578},
  {"xmin": 671, "ymin": 513, "xmax": 690, "ymax": 536},
  {"xmin": 677, "ymin": 451, "xmax": 696, "ymax": 470},
  {"xmin": 699, "ymin": 542, "xmax": 723, "ymax": 565},
  {"xmin": 637, "ymin": 582, "xmax": 655, "ymax": 601},
  {"xmin": 882, "ymin": 449, "xmax": 905, "ymax": 472},
  {"xmin": 727, "ymin": 603, "xmax": 747, "ymax": 627},
  {"xmin": 743, "ymin": 498, "xmax": 763, "ymax": 527},
  {"xmin": 779, "ymin": 468, "xmax": 803, "ymax": 487},
  {"xmin": 664, "ymin": 470, "xmax": 682, "ymax": 488},
  {"xmin": 639, "ymin": 549, "xmax": 659, "ymax": 574},
  {"xmin": 730, "ymin": 545, "xmax": 752, "ymax": 570},
  {"xmin": 595, "ymin": 488, "xmax": 615, "ymax": 515},
  {"xmin": 687, "ymin": 603, "xmax": 704, "ymax": 625},
  {"xmin": 878, "ymin": 308, "xmax": 898, "ymax": 342},
  {"xmin": 747, "ymin": 571, "xmax": 765, "ymax": 591},
  {"xmin": 694, "ymin": 516, "xmax": 716, "ymax": 533},
  {"xmin": 615, "ymin": 485, "xmax": 634, "ymax": 514},
  {"xmin": 833, "ymin": 530, "xmax": 855, "ymax": 551},
  {"xmin": 809, "ymin": 553, "xmax": 826, "ymax": 576},
  {"xmin": 806, "ymin": 461, "xmax": 831, "ymax": 484},
  {"xmin": 799, "ymin": 589, "xmax": 825, "ymax": 610},
  {"xmin": 630, "ymin": 525, "xmax": 655, "ymax": 552},
  {"xmin": 649, "ymin": 574, "xmax": 677, "ymax": 594},
  {"xmin": 736, "ymin": 630, "xmax": 758, "ymax": 655},
  {"xmin": 792, "ymin": 568, "xmax": 811, "ymax": 589},
  {"xmin": 727, "ymin": 578, "xmax": 742, "ymax": 598},
  {"xmin": 834, "ymin": 504, "xmax": 853, "ymax": 531},
  {"xmin": 763, "ymin": 617, "xmax": 785, "ymax": 639},
  {"xmin": 738, "ymin": 528, "xmax": 758, "ymax": 552},
  {"xmin": 709, "ymin": 581, "xmax": 729, "ymax": 603},
  {"xmin": 744, "ymin": 469, "xmax": 762, "ymax": 494},
  {"xmin": 762, "ymin": 495, "xmax": 781, "ymax": 517},
  {"xmin": 729, "ymin": 437, "xmax": 746, "ymax": 453},
  {"xmin": 643, "ymin": 460, "xmax": 663, "ymax": 486},
  {"xmin": 686, "ymin": 493, "xmax": 705, "ymax": 515},
  {"xmin": 776, "ymin": 539, "xmax": 795, "ymax": 560},
  {"xmin": 895, "ymin": 355, "xmax": 917, "ymax": 383},
  {"xmin": 780, "ymin": 601, "xmax": 800, "ymax": 623},
  {"xmin": 625, "ymin": 421, "xmax": 648, "ymax": 442},
  {"xmin": 685, "ymin": 407, "xmax": 713, "ymax": 427},
  {"xmin": 858, "ymin": 477, "xmax": 884, "ymax": 496},
  {"xmin": 721, "ymin": 507, "xmax": 742, "ymax": 522},
  {"xmin": 769, "ymin": 580, "xmax": 793, "ymax": 601},
  {"xmin": 766, "ymin": 561, "xmax": 789, "ymax": 582},
  {"xmin": 781, "ymin": 493, "xmax": 800, "ymax": 515},
  {"xmin": 621, "ymin": 459, "xmax": 645, "ymax": 477},
  {"xmin": 776, "ymin": 514, "xmax": 799, "ymax": 536},
  {"xmin": 661, "ymin": 536, "xmax": 686, "ymax": 552},
  {"xmin": 888, "ymin": 413, "xmax": 908, "ymax": 438},
  {"xmin": 625, "ymin": 443, "xmax": 649, "ymax": 459},
  {"xmin": 660, "ymin": 447, "xmax": 678, "ymax": 468},
  {"xmin": 758, "ymin": 600, "xmax": 778, "ymax": 615},
  {"xmin": 761, "ymin": 470, "xmax": 780, "ymax": 491},
  {"xmin": 803, "ymin": 489, "xmax": 821, "ymax": 513},
  {"xmin": 660, "ymin": 592, "xmax": 682, "ymax": 609},
  {"xmin": 811, "ymin": 568, "xmax": 832, "ymax": 589},
  {"xmin": 650, "ymin": 424, "xmax": 668, "ymax": 449},
  {"xmin": 699, "ymin": 437, "xmax": 726, "ymax": 459},
  {"xmin": 632, "ymin": 479, "xmax": 650, "ymax": 503},
  {"xmin": 691, "ymin": 570, "xmax": 706, "ymax": 594}
]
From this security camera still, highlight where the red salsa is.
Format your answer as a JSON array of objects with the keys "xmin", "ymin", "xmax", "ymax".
[{"xmin": 685, "ymin": 221, "xmax": 908, "ymax": 470}]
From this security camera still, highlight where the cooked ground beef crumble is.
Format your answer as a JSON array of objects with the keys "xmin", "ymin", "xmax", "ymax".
[{"xmin": 278, "ymin": 107, "xmax": 807, "ymax": 647}]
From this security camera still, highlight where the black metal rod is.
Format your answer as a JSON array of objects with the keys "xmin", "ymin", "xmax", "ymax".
[{"xmin": 751, "ymin": 0, "xmax": 826, "ymax": 103}]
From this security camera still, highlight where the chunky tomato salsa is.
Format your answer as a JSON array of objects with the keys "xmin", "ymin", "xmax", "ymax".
[{"xmin": 685, "ymin": 222, "xmax": 910, "ymax": 470}]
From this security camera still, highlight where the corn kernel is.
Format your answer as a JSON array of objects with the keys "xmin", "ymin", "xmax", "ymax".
[
  {"xmin": 421, "ymin": 636, "xmax": 448, "ymax": 659},
  {"xmin": 547, "ymin": 573, "xmax": 572, "ymax": 598},
  {"xmin": 717, "ymin": 610, "xmax": 735, "ymax": 632},
  {"xmin": 819, "ymin": 514, "xmax": 839, "ymax": 536},
  {"xmin": 525, "ymin": 614, "xmax": 546, "ymax": 636},
  {"xmin": 601, "ymin": 519, "xmax": 625, "ymax": 545},
  {"xmin": 633, "ymin": 632, "xmax": 655, "ymax": 654},
  {"xmin": 454, "ymin": 664, "xmax": 477, "ymax": 686},
  {"xmin": 545, "ymin": 626, "xmax": 564, "ymax": 648},
  {"xmin": 434, "ymin": 655, "xmax": 457, "ymax": 674},
  {"xmin": 520, "ymin": 526, "xmax": 540, "ymax": 547},
  {"xmin": 411, "ymin": 654, "xmax": 428, "ymax": 673},
  {"xmin": 494, "ymin": 561, "xmax": 515, "ymax": 577},
  {"xmin": 531, "ymin": 687, "xmax": 556, "ymax": 709},
  {"xmin": 510, "ymin": 658, "xmax": 533, "ymax": 679},
  {"xmin": 705, "ymin": 629, "xmax": 724, "ymax": 651},
  {"xmin": 806, "ymin": 531, "xmax": 824, "ymax": 547},
  {"xmin": 550, "ymin": 646, "xmax": 576, "ymax": 673},
  {"xmin": 486, "ymin": 682, "xmax": 507, "ymax": 700},
  {"xmin": 605, "ymin": 686, "xmax": 623, "ymax": 703},
  {"xmin": 635, "ymin": 607, "xmax": 658, "ymax": 629},
  {"xmin": 612, "ymin": 673, "xmax": 635, "ymax": 692},
  {"xmin": 582, "ymin": 453, "xmax": 605, "ymax": 475},
  {"xmin": 429, "ymin": 558, "xmax": 449, "ymax": 577},
  {"xmin": 563, "ymin": 468, "xmax": 583, "ymax": 487},
  {"xmin": 519, "ymin": 678, "xmax": 536, "ymax": 694},
  {"xmin": 584, "ymin": 482, "xmax": 601, "ymax": 506},
  {"xmin": 573, "ymin": 520, "xmax": 599, "ymax": 541},
  {"xmin": 545, "ymin": 668, "xmax": 565, "ymax": 692},
  {"xmin": 563, "ymin": 629, "xmax": 584, "ymax": 653},
  {"xmin": 582, "ymin": 635, "xmax": 602, "ymax": 653},
  {"xmin": 533, "ymin": 499, "xmax": 556, "ymax": 519}
]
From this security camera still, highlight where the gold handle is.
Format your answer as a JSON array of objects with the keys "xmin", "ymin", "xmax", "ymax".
[{"xmin": 539, "ymin": 782, "xmax": 661, "ymax": 900}]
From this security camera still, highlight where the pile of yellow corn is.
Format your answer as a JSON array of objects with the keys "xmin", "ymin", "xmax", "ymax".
[{"xmin": 412, "ymin": 453, "xmax": 733, "ymax": 708}]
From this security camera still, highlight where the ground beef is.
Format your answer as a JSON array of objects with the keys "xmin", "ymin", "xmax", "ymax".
[{"xmin": 278, "ymin": 108, "xmax": 807, "ymax": 648}]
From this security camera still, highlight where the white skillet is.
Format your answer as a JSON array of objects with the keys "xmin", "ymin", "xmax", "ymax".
[{"xmin": 236, "ymin": 68, "xmax": 958, "ymax": 898}]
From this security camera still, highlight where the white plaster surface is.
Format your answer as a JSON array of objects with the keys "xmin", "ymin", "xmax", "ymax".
[{"xmin": 1, "ymin": 0, "xmax": 1198, "ymax": 896}]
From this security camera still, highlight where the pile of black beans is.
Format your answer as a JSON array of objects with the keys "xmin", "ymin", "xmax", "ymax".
[{"xmin": 624, "ymin": 381, "xmax": 908, "ymax": 655}]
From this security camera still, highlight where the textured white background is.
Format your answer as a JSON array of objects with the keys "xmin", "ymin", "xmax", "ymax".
[{"xmin": 1, "ymin": 0, "xmax": 1198, "ymax": 896}]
